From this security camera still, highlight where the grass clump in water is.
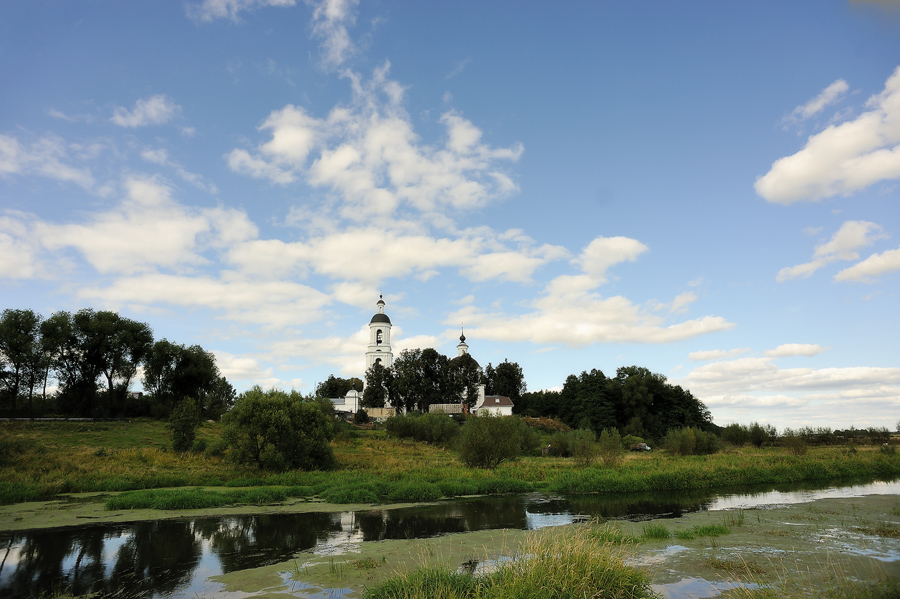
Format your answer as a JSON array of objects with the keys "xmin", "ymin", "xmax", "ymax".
[
  {"xmin": 640, "ymin": 522, "xmax": 670, "ymax": 540},
  {"xmin": 364, "ymin": 525, "xmax": 655, "ymax": 599}
]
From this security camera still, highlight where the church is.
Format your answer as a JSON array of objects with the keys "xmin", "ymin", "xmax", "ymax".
[{"xmin": 329, "ymin": 296, "xmax": 514, "ymax": 417}]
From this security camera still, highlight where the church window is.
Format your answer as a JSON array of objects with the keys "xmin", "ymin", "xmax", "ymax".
[{"xmin": 376, "ymin": 329, "xmax": 383, "ymax": 344}]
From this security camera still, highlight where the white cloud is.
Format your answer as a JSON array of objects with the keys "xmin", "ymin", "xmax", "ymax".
[
  {"xmin": 777, "ymin": 220, "xmax": 886, "ymax": 281},
  {"xmin": 756, "ymin": 66, "xmax": 900, "ymax": 203},
  {"xmin": 141, "ymin": 147, "xmax": 219, "ymax": 193},
  {"xmin": 78, "ymin": 272, "xmax": 331, "ymax": 327},
  {"xmin": 311, "ymin": 0, "xmax": 359, "ymax": 70},
  {"xmin": 835, "ymin": 245, "xmax": 900, "ymax": 282},
  {"xmin": 186, "ymin": 0, "xmax": 296, "ymax": 22},
  {"xmin": 227, "ymin": 64, "xmax": 523, "ymax": 220},
  {"xmin": 689, "ymin": 348, "xmax": 751, "ymax": 362},
  {"xmin": 213, "ymin": 350, "xmax": 274, "ymax": 382},
  {"xmin": 0, "ymin": 212, "xmax": 45, "ymax": 279},
  {"xmin": 677, "ymin": 356, "xmax": 900, "ymax": 428},
  {"xmin": 787, "ymin": 79, "xmax": 849, "ymax": 123},
  {"xmin": 765, "ymin": 343, "xmax": 827, "ymax": 357},
  {"xmin": 38, "ymin": 176, "xmax": 255, "ymax": 275},
  {"xmin": 446, "ymin": 237, "xmax": 732, "ymax": 347},
  {"xmin": 111, "ymin": 95, "xmax": 181, "ymax": 128},
  {"xmin": 0, "ymin": 133, "xmax": 95, "ymax": 190}
]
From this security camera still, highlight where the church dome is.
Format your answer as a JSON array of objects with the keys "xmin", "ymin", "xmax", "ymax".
[{"xmin": 370, "ymin": 313, "xmax": 391, "ymax": 324}]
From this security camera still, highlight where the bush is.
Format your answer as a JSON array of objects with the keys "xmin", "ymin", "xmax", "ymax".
[
  {"xmin": 720, "ymin": 423, "xmax": 749, "ymax": 447},
  {"xmin": 782, "ymin": 429, "xmax": 808, "ymax": 456},
  {"xmin": 457, "ymin": 414, "xmax": 525, "ymax": 468},
  {"xmin": 663, "ymin": 427, "xmax": 719, "ymax": 456},
  {"xmin": 223, "ymin": 386, "xmax": 336, "ymax": 471},
  {"xmin": 749, "ymin": 422, "xmax": 774, "ymax": 448},
  {"xmin": 598, "ymin": 428, "xmax": 623, "ymax": 466},
  {"xmin": 170, "ymin": 397, "xmax": 200, "ymax": 452},
  {"xmin": 548, "ymin": 431, "xmax": 572, "ymax": 457},
  {"xmin": 353, "ymin": 408, "xmax": 369, "ymax": 424},
  {"xmin": 572, "ymin": 429, "xmax": 599, "ymax": 467},
  {"xmin": 384, "ymin": 412, "xmax": 460, "ymax": 445}
]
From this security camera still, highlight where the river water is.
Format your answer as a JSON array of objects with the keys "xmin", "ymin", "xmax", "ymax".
[{"xmin": 1, "ymin": 478, "xmax": 898, "ymax": 598}]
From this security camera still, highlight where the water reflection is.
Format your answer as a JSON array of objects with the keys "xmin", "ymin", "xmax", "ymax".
[{"xmin": 0, "ymin": 478, "xmax": 896, "ymax": 598}]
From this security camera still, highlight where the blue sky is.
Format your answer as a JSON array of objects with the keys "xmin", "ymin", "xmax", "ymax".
[{"xmin": 2, "ymin": 0, "xmax": 899, "ymax": 429}]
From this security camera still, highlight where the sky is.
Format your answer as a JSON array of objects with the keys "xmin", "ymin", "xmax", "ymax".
[{"xmin": 1, "ymin": 0, "xmax": 899, "ymax": 430}]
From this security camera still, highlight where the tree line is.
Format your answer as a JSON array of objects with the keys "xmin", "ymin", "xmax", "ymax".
[
  {"xmin": 316, "ymin": 349, "xmax": 525, "ymax": 414},
  {"xmin": 0, "ymin": 308, "xmax": 234, "ymax": 419}
]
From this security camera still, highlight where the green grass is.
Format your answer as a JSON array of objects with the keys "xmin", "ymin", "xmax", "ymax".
[
  {"xmin": 3, "ymin": 420, "xmax": 900, "ymax": 509},
  {"xmin": 640, "ymin": 522, "xmax": 670, "ymax": 540},
  {"xmin": 364, "ymin": 525, "xmax": 655, "ymax": 599}
]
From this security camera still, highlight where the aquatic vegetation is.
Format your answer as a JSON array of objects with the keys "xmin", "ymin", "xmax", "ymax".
[
  {"xmin": 364, "ymin": 525, "xmax": 655, "ymax": 599},
  {"xmin": 675, "ymin": 524, "xmax": 731, "ymax": 540},
  {"xmin": 640, "ymin": 522, "xmax": 671, "ymax": 540}
]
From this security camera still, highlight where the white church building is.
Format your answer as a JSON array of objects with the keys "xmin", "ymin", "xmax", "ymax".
[{"xmin": 330, "ymin": 296, "xmax": 513, "ymax": 417}]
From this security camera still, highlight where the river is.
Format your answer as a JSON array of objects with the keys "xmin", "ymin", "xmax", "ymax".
[{"xmin": 1, "ymin": 478, "xmax": 898, "ymax": 598}]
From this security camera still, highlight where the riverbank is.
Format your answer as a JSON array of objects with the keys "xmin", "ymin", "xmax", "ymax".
[{"xmin": 2, "ymin": 420, "xmax": 899, "ymax": 510}]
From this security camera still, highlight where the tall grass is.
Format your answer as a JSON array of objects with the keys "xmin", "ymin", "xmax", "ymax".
[{"xmin": 364, "ymin": 524, "xmax": 655, "ymax": 599}]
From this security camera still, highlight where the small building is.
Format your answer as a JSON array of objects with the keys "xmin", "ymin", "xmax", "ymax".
[
  {"xmin": 330, "ymin": 389, "xmax": 361, "ymax": 417},
  {"xmin": 473, "ymin": 393, "xmax": 514, "ymax": 417}
]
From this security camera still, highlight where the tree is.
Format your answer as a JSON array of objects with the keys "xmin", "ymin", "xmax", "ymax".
[
  {"xmin": 143, "ymin": 340, "xmax": 225, "ymax": 417},
  {"xmin": 445, "ymin": 353, "xmax": 483, "ymax": 409},
  {"xmin": 0, "ymin": 308, "xmax": 44, "ymax": 413},
  {"xmin": 389, "ymin": 348, "xmax": 450, "ymax": 412},
  {"xmin": 88, "ymin": 311, "xmax": 153, "ymax": 416},
  {"xmin": 362, "ymin": 362, "xmax": 392, "ymax": 408},
  {"xmin": 315, "ymin": 375, "xmax": 363, "ymax": 399},
  {"xmin": 170, "ymin": 397, "xmax": 200, "ymax": 452},
  {"xmin": 223, "ymin": 387, "xmax": 336, "ymax": 471},
  {"xmin": 485, "ymin": 359, "xmax": 526, "ymax": 403}
]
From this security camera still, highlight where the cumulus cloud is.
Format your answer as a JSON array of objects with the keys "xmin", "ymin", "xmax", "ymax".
[
  {"xmin": 756, "ymin": 66, "xmax": 900, "ymax": 203},
  {"xmin": 227, "ymin": 64, "xmax": 523, "ymax": 221},
  {"xmin": 38, "ymin": 176, "xmax": 255, "ymax": 275},
  {"xmin": 0, "ymin": 133, "xmax": 95, "ymax": 190},
  {"xmin": 111, "ymin": 95, "xmax": 181, "ymax": 128},
  {"xmin": 187, "ymin": 0, "xmax": 295, "ymax": 22},
  {"xmin": 78, "ymin": 273, "xmax": 331, "ymax": 327},
  {"xmin": 835, "ymin": 245, "xmax": 900, "ymax": 282},
  {"xmin": 765, "ymin": 343, "xmax": 827, "ymax": 357},
  {"xmin": 677, "ymin": 356, "xmax": 900, "ymax": 428},
  {"xmin": 0, "ymin": 212, "xmax": 46, "ymax": 279},
  {"xmin": 446, "ymin": 237, "xmax": 732, "ymax": 347},
  {"xmin": 777, "ymin": 220, "xmax": 887, "ymax": 281},
  {"xmin": 786, "ymin": 79, "xmax": 849, "ymax": 123}
]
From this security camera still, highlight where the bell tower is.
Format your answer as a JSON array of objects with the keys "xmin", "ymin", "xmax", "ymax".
[{"xmin": 366, "ymin": 295, "xmax": 393, "ymax": 371}]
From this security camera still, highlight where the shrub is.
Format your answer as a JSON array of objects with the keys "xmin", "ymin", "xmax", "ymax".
[
  {"xmin": 749, "ymin": 422, "xmax": 774, "ymax": 448},
  {"xmin": 572, "ymin": 429, "xmax": 599, "ymax": 467},
  {"xmin": 353, "ymin": 408, "xmax": 369, "ymax": 424},
  {"xmin": 223, "ymin": 386, "xmax": 336, "ymax": 471},
  {"xmin": 169, "ymin": 397, "xmax": 200, "ymax": 452},
  {"xmin": 457, "ymin": 414, "xmax": 524, "ymax": 468},
  {"xmin": 598, "ymin": 428, "xmax": 623, "ymax": 466},
  {"xmin": 621, "ymin": 434, "xmax": 644, "ymax": 448},
  {"xmin": 782, "ymin": 429, "xmax": 808, "ymax": 456},
  {"xmin": 720, "ymin": 423, "xmax": 749, "ymax": 446},
  {"xmin": 548, "ymin": 431, "xmax": 572, "ymax": 457},
  {"xmin": 384, "ymin": 412, "xmax": 460, "ymax": 445},
  {"xmin": 664, "ymin": 427, "xmax": 719, "ymax": 456}
]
